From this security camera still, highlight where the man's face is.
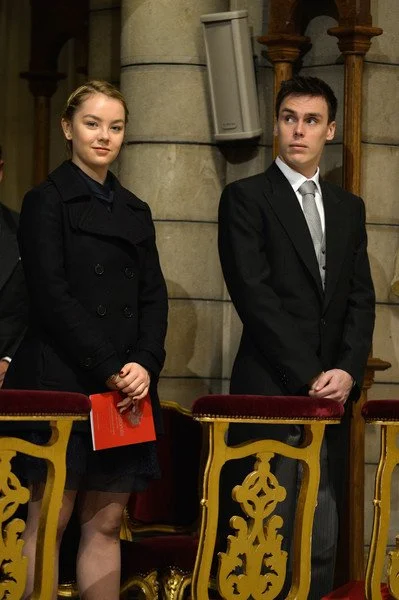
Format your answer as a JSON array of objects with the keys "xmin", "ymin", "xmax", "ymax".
[{"xmin": 274, "ymin": 94, "xmax": 336, "ymax": 178}]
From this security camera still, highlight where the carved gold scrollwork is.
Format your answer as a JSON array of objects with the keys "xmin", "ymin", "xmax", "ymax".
[
  {"xmin": 161, "ymin": 567, "xmax": 191, "ymax": 600},
  {"xmin": 0, "ymin": 451, "xmax": 30, "ymax": 600},
  {"xmin": 218, "ymin": 452, "xmax": 288, "ymax": 600},
  {"xmin": 120, "ymin": 570, "xmax": 160, "ymax": 600}
]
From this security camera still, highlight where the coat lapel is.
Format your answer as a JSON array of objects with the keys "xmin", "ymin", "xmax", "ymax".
[
  {"xmin": 264, "ymin": 163, "xmax": 324, "ymax": 298},
  {"xmin": 321, "ymin": 181, "xmax": 351, "ymax": 310},
  {"xmin": 49, "ymin": 161, "xmax": 153, "ymax": 246}
]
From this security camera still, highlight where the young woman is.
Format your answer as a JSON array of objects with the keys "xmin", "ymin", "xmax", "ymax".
[{"xmin": 4, "ymin": 81, "xmax": 168, "ymax": 599}]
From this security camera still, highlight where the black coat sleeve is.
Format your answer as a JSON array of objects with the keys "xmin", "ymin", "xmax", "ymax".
[
  {"xmin": 129, "ymin": 210, "xmax": 168, "ymax": 378},
  {"xmin": 334, "ymin": 197, "xmax": 375, "ymax": 392},
  {"xmin": 0, "ymin": 262, "xmax": 28, "ymax": 358}
]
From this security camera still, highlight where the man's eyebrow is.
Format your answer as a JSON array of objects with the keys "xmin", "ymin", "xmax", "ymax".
[{"xmin": 281, "ymin": 108, "xmax": 322, "ymax": 119}]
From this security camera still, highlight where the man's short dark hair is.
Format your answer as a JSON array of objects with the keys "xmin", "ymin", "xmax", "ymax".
[{"xmin": 275, "ymin": 76, "xmax": 338, "ymax": 123}]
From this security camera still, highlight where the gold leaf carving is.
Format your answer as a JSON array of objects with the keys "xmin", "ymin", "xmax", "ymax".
[
  {"xmin": 218, "ymin": 452, "xmax": 288, "ymax": 600},
  {"xmin": 0, "ymin": 452, "xmax": 30, "ymax": 599}
]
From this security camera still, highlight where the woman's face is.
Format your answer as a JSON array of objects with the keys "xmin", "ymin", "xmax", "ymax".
[{"xmin": 61, "ymin": 92, "xmax": 126, "ymax": 182}]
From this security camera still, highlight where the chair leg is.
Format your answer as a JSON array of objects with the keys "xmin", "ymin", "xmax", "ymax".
[
  {"xmin": 192, "ymin": 421, "xmax": 228, "ymax": 600},
  {"xmin": 388, "ymin": 535, "xmax": 399, "ymax": 599},
  {"xmin": 365, "ymin": 425, "xmax": 399, "ymax": 600},
  {"xmin": 288, "ymin": 423, "xmax": 324, "ymax": 600}
]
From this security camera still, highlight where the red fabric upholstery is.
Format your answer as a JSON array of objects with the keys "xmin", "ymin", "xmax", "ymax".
[
  {"xmin": 121, "ymin": 535, "xmax": 199, "ymax": 575},
  {"xmin": 322, "ymin": 581, "xmax": 392, "ymax": 599},
  {"xmin": 0, "ymin": 389, "xmax": 91, "ymax": 415},
  {"xmin": 192, "ymin": 394, "xmax": 344, "ymax": 420},
  {"xmin": 126, "ymin": 407, "xmax": 202, "ymax": 527},
  {"xmin": 362, "ymin": 399, "xmax": 399, "ymax": 421}
]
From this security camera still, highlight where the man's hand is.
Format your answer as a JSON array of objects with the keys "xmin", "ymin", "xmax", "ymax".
[
  {"xmin": 308, "ymin": 368, "xmax": 353, "ymax": 404},
  {"xmin": 0, "ymin": 359, "xmax": 10, "ymax": 388}
]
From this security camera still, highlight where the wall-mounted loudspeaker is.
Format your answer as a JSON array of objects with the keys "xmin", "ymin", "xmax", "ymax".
[{"xmin": 201, "ymin": 10, "xmax": 262, "ymax": 142}]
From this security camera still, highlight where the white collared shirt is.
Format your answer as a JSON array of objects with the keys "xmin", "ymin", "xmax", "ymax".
[{"xmin": 275, "ymin": 156, "xmax": 325, "ymax": 234}]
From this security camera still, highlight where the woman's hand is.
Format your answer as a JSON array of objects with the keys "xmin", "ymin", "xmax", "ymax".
[{"xmin": 106, "ymin": 363, "xmax": 150, "ymax": 413}]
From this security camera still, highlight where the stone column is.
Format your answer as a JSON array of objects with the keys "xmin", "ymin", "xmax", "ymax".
[{"xmin": 119, "ymin": 0, "xmax": 229, "ymax": 411}]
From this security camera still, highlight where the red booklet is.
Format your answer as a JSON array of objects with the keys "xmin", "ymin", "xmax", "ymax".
[{"xmin": 89, "ymin": 391, "xmax": 156, "ymax": 451}]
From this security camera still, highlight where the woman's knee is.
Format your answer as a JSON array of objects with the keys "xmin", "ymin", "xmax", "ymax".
[{"xmin": 80, "ymin": 505, "xmax": 124, "ymax": 539}]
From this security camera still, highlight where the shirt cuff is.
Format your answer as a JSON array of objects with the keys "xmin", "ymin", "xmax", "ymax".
[{"xmin": 0, "ymin": 357, "xmax": 11, "ymax": 363}]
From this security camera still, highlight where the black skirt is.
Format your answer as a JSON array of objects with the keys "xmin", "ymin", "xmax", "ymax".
[{"xmin": 13, "ymin": 428, "xmax": 160, "ymax": 493}]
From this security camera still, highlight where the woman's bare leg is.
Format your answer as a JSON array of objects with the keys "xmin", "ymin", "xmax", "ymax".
[
  {"xmin": 76, "ymin": 491, "xmax": 130, "ymax": 600},
  {"xmin": 22, "ymin": 485, "xmax": 77, "ymax": 600}
]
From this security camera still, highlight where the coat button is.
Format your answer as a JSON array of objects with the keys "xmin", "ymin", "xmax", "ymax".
[
  {"xmin": 96, "ymin": 304, "xmax": 107, "ymax": 317},
  {"xmin": 82, "ymin": 357, "xmax": 93, "ymax": 368},
  {"xmin": 124, "ymin": 267, "xmax": 134, "ymax": 279},
  {"xmin": 94, "ymin": 264, "xmax": 105, "ymax": 275},
  {"xmin": 125, "ymin": 346, "xmax": 133, "ymax": 355},
  {"xmin": 123, "ymin": 305, "xmax": 133, "ymax": 318},
  {"xmin": 320, "ymin": 318, "xmax": 326, "ymax": 326}
]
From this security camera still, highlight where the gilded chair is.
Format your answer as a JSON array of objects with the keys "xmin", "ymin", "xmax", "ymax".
[
  {"xmin": 0, "ymin": 389, "xmax": 90, "ymax": 600},
  {"xmin": 119, "ymin": 401, "xmax": 203, "ymax": 600},
  {"xmin": 120, "ymin": 394, "xmax": 344, "ymax": 600},
  {"xmin": 362, "ymin": 399, "xmax": 399, "ymax": 600}
]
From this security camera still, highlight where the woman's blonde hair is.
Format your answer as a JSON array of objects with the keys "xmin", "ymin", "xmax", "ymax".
[{"xmin": 61, "ymin": 80, "xmax": 129, "ymax": 153}]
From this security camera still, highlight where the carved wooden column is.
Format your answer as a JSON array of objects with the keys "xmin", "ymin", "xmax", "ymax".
[
  {"xmin": 21, "ymin": 74, "xmax": 65, "ymax": 185},
  {"xmin": 328, "ymin": 25, "xmax": 382, "ymax": 195},
  {"xmin": 257, "ymin": 34, "xmax": 310, "ymax": 157},
  {"xmin": 327, "ymin": 21, "xmax": 385, "ymax": 583}
]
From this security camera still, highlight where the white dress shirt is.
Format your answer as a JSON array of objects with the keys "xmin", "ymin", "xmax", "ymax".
[{"xmin": 275, "ymin": 156, "xmax": 325, "ymax": 235}]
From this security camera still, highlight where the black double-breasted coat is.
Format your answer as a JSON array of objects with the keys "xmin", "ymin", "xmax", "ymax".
[{"xmin": 5, "ymin": 161, "xmax": 168, "ymax": 434}]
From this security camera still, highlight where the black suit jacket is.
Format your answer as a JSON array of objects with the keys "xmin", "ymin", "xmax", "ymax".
[
  {"xmin": 0, "ymin": 202, "xmax": 28, "ymax": 358},
  {"xmin": 218, "ymin": 161, "xmax": 375, "ymax": 399},
  {"xmin": 4, "ymin": 161, "xmax": 168, "ymax": 432}
]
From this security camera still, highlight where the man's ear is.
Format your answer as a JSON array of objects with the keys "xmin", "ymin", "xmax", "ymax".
[
  {"xmin": 61, "ymin": 118, "xmax": 72, "ymax": 140},
  {"xmin": 273, "ymin": 121, "xmax": 278, "ymax": 137},
  {"xmin": 326, "ymin": 120, "xmax": 336, "ymax": 141}
]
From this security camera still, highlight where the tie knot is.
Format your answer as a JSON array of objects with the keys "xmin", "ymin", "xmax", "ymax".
[{"xmin": 299, "ymin": 180, "xmax": 317, "ymax": 197}]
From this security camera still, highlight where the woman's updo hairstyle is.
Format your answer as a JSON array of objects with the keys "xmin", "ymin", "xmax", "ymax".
[{"xmin": 61, "ymin": 80, "xmax": 129, "ymax": 154}]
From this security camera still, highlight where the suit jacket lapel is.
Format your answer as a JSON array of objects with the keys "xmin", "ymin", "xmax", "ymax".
[
  {"xmin": 264, "ymin": 163, "xmax": 324, "ymax": 298},
  {"xmin": 321, "ymin": 181, "xmax": 350, "ymax": 310}
]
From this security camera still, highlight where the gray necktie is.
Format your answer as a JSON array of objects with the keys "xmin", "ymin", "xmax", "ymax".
[
  {"xmin": 299, "ymin": 180, "xmax": 325, "ymax": 286},
  {"xmin": 299, "ymin": 180, "xmax": 323, "ymax": 253}
]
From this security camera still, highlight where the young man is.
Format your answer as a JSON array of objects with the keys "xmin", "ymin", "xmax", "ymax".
[
  {"xmin": 218, "ymin": 76, "xmax": 375, "ymax": 598},
  {"xmin": 0, "ymin": 146, "xmax": 28, "ymax": 386}
]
